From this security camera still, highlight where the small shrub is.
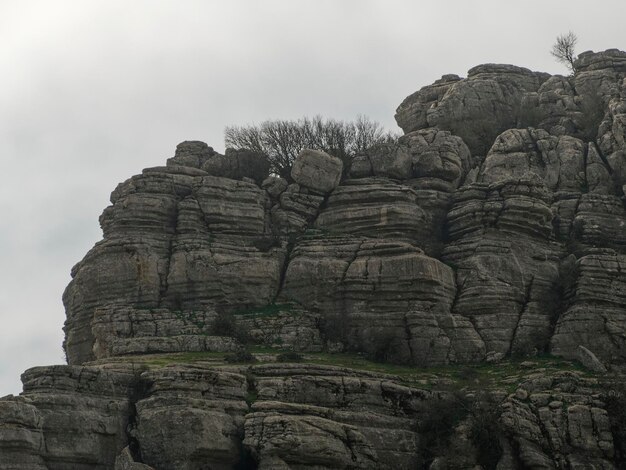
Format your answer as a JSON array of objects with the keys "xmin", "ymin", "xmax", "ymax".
[
  {"xmin": 224, "ymin": 348, "xmax": 257, "ymax": 364},
  {"xmin": 211, "ymin": 311, "xmax": 238, "ymax": 336},
  {"xmin": 319, "ymin": 312, "xmax": 349, "ymax": 345},
  {"xmin": 276, "ymin": 351, "xmax": 304, "ymax": 363},
  {"xmin": 224, "ymin": 115, "xmax": 398, "ymax": 180},
  {"xmin": 469, "ymin": 392, "xmax": 503, "ymax": 470},
  {"xmin": 456, "ymin": 366, "xmax": 479, "ymax": 381},
  {"xmin": 516, "ymin": 100, "xmax": 549, "ymax": 129},
  {"xmin": 245, "ymin": 390, "xmax": 258, "ymax": 407},
  {"xmin": 417, "ymin": 390, "xmax": 471, "ymax": 466},
  {"xmin": 416, "ymin": 389, "xmax": 503, "ymax": 468},
  {"xmin": 235, "ymin": 303, "xmax": 293, "ymax": 318},
  {"xmin": 602, "ymin": 383, "xmax": 626, "ymax": 465},
  {"xmin": 511, "ymin": 336, "xmax": 541, "ymax": 358},
  {"xmin": 443, "ymin": 260, "xmax": 459, "ymax": 271},
  {"xmin": 211, "ymin": 311, "xmax": 250, "ymax": 343},
  {"xmin": 369, "ymin": 332, "xmax": 400, "ymax": 363},
  {"xmin": 252, "ymin": 236, "xmax": 280, "ymax": 252}
]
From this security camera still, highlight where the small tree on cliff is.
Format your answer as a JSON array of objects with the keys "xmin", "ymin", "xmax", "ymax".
[
  {"xmin": 224, "ymin": 115, "xmax": 397, "ymax": 180},
  {"xmin": 551, "ymin": 31, "xmax": 578, "ymax": 73}
]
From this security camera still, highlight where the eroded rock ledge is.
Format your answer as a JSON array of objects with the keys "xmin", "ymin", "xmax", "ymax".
[{"xmin": 0, "ymin": 358, "xmax": 621, "ymax": 469}]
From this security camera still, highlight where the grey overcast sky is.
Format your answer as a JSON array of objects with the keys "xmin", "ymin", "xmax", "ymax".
[{"xmin": 1, "ymin": 0, "xmax": 624, "ymax": 395}]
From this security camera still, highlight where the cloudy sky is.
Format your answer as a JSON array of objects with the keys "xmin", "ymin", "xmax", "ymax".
[{"xmin": 1, "ymin": 0, "xmax": 624, "ymax": 396}]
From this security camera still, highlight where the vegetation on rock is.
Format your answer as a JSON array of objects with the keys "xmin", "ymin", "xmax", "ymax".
[
  {"xmin": 224, "ymin": 115, "xmax": 398, "ymax": 179},
  {"xmin": 551, "ymin": 31, "xmax": 578, "ymax": 73}
]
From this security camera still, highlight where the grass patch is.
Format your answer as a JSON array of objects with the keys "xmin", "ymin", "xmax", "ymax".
[
  {"xmin": 139, "ymin": 351, "xmax": 226, "ymax": 367},
  {"xmin": 224, "ymin": 348, "xmax": 257, "ymax": 364},
  {"xmin": 233, "ymin": 303, "xmax": 295, "ymax": 318},
  {"xmin": 276, "ymin": 351, "xmax": 304, "ymax": 363},
  {"xmin": 108, "ymin": 349, "xmax": 595, "ymax": 392}
]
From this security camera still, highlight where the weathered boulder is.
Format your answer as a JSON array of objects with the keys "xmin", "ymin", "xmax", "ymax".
[
  {"xmin": 291, "ymin": 149, "xmax": 343, "ymax": 194},
  {"xmin": 574, "ymin": 49, "xmax": 626, "ymax": 98},
  {"xmin": 518, "ymin": 75, "xmax": 580, "ymax": 133},
  {"xmin": 396, "ymin": 64, "xmax": 548, "ymax": 155},
  {"xmin": 166, "ymin": 140, "xmax": 215, "ymax": 168},
  {"xmin": 578, "ymin": 345, "xmax": 608, "ymax": 373},
  {"xmin": 394, "ymin": 74, "xmax": 461, "ymax": 132},
  {"xmin": 401, "ymin": 128, "xmax": 475, "ymax": 191},
  {"xmin": 262, "ymin": 175, "xmax": 289, "ymax": 199},
  {"xmin": 478, "ymin": 128, "xmax": 593, "ymax": 195},
  {"xmin": 358, "ymin": 141, "xmax": 413, "ymax": 179}
]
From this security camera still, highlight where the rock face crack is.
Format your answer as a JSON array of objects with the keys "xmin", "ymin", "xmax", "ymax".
[
  {"xmin": 273, "ymin": 237, "xmax": 296, "ymax": 304},
  {"xmin": 126, "ymin": 372, "xmax": 152, "ymax": 464},
  {"xmin": 157, "ymin": 199, "xmax": 179, "ymax": 306},
  {"xmin": 510, "ymin": 275, "xmax": 534, "ymax": 355},
  {"xmin": 402, "ymin": 312, "xmax": 415, "ymax": 362}
]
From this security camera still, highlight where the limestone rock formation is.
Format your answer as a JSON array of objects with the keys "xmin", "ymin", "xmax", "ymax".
[
  {"xmin": 396, "ymin": 64, "xmax": 549, "ymax": 155},
  {"xmin": 2, "ymin": 49, "xmax": 626, "ymax": 469}
]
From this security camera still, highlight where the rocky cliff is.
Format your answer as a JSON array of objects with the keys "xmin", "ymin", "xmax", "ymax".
[{"xmin": 1, "ymin": 49, "xmax": 626, "ymax": 469}]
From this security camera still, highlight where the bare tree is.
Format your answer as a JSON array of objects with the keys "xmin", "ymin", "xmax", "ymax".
[
  {"xmin": 551, "ymin": 31, "xmax": 578, "ymax": 73},
  {"xmin": 224, "ymin": 115, "xmax": 398, "ymax": 180}
]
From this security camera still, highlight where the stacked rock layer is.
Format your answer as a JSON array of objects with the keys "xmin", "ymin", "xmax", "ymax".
[{"xmin": 63, "ymin": 51, "xmax": 626, "ymax": 371}]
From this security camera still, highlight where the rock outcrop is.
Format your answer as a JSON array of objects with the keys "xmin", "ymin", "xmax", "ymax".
[
  {"xmin": 0, "ymin": 361, "xmax": 621, "ymax": 469},
  {"xmin": 396, "ymin": 64, "xmax": 549, "ymax": 155},
  {"xmin": 2, "ymin": 49, "xmax": 626, "ymax": 469}
]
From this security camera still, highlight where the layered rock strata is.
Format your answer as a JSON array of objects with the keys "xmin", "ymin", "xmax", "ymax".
[
  {"xmin": 2, "ymin": 49, "xmax": 626, "ymax": 469},
  {"xmin": 0, "ymin": 362, "xmax": 621, "ymax": 469},
  {"xmin": 60, "ymin": 50, "xmax": 626, "ymax": 373}
]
